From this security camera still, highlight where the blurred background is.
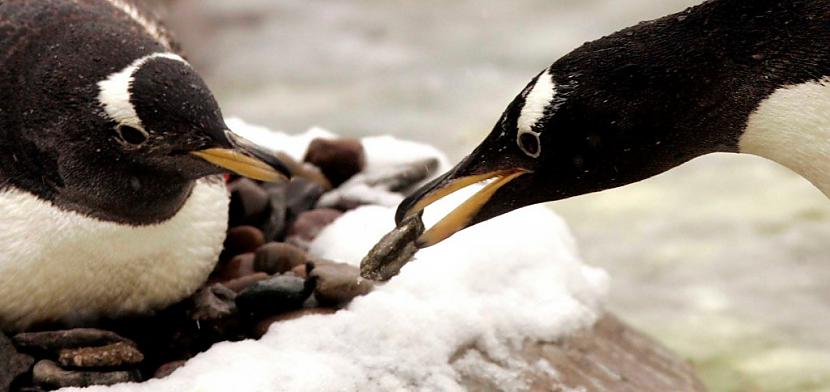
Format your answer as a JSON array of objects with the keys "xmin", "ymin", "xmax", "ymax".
[{"xmin": 148, "ymin": 1, "xmax": 830, "ymax": 390}]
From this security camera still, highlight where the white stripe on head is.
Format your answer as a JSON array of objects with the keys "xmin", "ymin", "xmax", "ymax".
[
  {"xmin": 97, "ymin": 53, "xmax": 188, "ymax": 130},
  {"xmin": 516, "ymin": 68, "xmax": 556, "ymax": 158},
  {"xmin": 103, "ymin": 0, "xmax": 173, "ymax": 49}
]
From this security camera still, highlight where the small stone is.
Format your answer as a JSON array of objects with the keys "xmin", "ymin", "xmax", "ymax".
[
  {"xmin": 1, "ymin": 331, "xmax": 34, "ymax": 392},
  {"xmin": 252, "ymin": 308, "xmax": 337, "ymax": 338},
  {"xmin": 285, "ymin": 178, "xmax": 325, "ymax": 222},
  {"xmin": 304, "ymin": 137, "xmax": 366, "ymax": 186},
  {"xmin": 286, "ymin": 209, "xmax": 342, "ymax": 244},
  {"xmin": 274, "ymin": 151, "xmax": 333, "ymax": 191},
  {"xmin": 33, "ymin": 360, "xmax": 139, "ymax": 388},
  {"xmin": 254, "ymin": 242, "xmax": 308, "ymax": 275},
  {"xmin": 227, "ymin": 178, "xmax": 269, "ymax": 228},
  {"xmin": 58, "ymin": 342, "xmax": 143, "ymax": 368},
  {"xmin": 236, "ymin": 275, "xmax": 314, "ymax": 317},
  {"xmin": 189, "ymin": 284, "xmax": 237, "ymax": 321},
  {"xmin": 260, "ymin": 183, "xmax": 288, "ymax": 241},
  {"xmin": 360, "ymin": 214, "xmax": 425, "ymax": 281},
  {"xmin": 290, "ymin": 263, "xmax": 311, "ymax": 278},
  {"xmin": 154, "ymin": 360, "xmax": 187, "ymax": 379},
  {"xmin": 213, "ymin": 253, "xmax": 256, "ymax": 281},
  {"xmin": 221, "ymin": 226, "xmax": 265, "ymax": 261},
  {"xmin": 311, "ymin": 262, "xmax": 375, "ymax": 307},
  {"xmin": 13, "ymin": 329, "xmax": 135, "ymax": 352},
  {"xmin": 223, "ymin": 272, "xmax": 270, "ymax": 293}
]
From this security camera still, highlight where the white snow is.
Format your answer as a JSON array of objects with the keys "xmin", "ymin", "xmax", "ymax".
[{"xmin": 74, "ymin": 121, "xmax": 608, "ymax": 392}]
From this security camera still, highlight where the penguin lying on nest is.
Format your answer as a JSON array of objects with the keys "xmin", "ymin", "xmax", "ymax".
[
  {"xmin": 398, "ymin": 0, "xmax": 830, "ymax": 247},
  {"xmin": 0, "ymin": 0, "xmax": 290, "ymax": 331}
]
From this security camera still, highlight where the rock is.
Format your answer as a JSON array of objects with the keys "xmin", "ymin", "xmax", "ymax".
[
  {"xmin": 58, "ymin": 342, "xmax": 143, "ymax": 368},
  {"xmin": 310, "ymin": 262, "xmax": 374, "ymax": 307},
  {"xmin": 227, "ymin": 178, "xmax": 269, "ymax": 228},
  {"xmin": 223, "ymin": 272, "xmax": 270, "ymax": 293},
  {"xmin": 286, "ymin": 209, "xmax": 342, "ymax": 244},
  {"xmin": 290, "ymin": 263, "xmax": 311, "ymax": 278},
  {"xmin": 235, "ymin": 275, "xmax": 314, "ymax": 317},
  {"xmin": 1, "ymin": 332, "xmax": 34, "ymax": 392},
  {"xmin": 32, "ymin": 360, "xmax": 139, "ymax": 389},
  {"xmin": 221, "ymin": 226, "xmax": 265, "ymax": 261},
  {"xmin": 261, "ymin": 182, "xmax": 288, "ymax": 241},
  {"xmin": 284, "ymin": 178, "xmax": 325, "ymax": 221},
  {"xmin": 254, "ymin": 242, "xmax": 308, "ymax": 274},
  {"xmin": 154, "ymin": 360, "xmax": 187, "ymax": 379},
  {"xmin": 252, "ymin": 308, "xmax": 337, "ymax": 338},
  {"xmin": 453, "ymin": 314, "xmax": 705, "ymax": 392},
  {"xmin": 13, "ymin": 329, "xmax": 135, "ymax": 352},
  {"xmin": 213, "ymin": 253, "xmax": 256, "ymax": 281},
  {"xmin": 274, "ymin": 151, "xmax": 333, "ymax": 191},
  {"xmin": 304, "ymin": 137, "xmax": 366, "ymax": 186},
  {"xmin": 360, "ymin": 214, "xmax": 424, "ymax": 281},
  {"xmin": 189, "ymin": 284, "xmax": 237, "ymax": 321}
]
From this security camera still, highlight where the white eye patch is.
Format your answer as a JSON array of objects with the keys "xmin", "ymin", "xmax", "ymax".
[{"xmin": 516, "ymin": 68, "xmax": 556, "ymax": 158}]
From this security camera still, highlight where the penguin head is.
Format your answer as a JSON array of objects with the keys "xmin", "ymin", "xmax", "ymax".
[{"xmin": 92, "ymin": 53, "xmax": 290, "ymax": 182}]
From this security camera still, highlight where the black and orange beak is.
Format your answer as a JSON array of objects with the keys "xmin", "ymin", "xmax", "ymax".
[{"xmin": 191, "ymin": 130, "xmax": 292, "ymax": 182}]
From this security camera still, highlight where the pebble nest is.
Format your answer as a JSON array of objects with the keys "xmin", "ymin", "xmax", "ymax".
[{"xmin": 1, "ymin": 137, "xmax": 438, "ymax": 392}]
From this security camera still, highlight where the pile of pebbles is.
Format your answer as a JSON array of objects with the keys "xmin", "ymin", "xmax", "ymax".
[{"xmin": 2, "ymin": 137, "xmax": 439, "ymax": 392}]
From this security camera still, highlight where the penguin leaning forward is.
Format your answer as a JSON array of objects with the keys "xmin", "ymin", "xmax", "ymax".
[
  {"xmin": 0, "ymin": 0, "xmax": 291, "ymax": 331},
  {"xmin": 398, "ymin": 0, "xmax": 830, "ymax": 246}
]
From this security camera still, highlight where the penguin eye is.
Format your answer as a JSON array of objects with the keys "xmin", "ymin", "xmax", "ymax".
[
  {"xmin": 116, "ymin": 124, "xmax": 149, "ymax": 146},
  {"xmin": 517, "ymin": 130, "xmax": 541, "ymax": 158}
]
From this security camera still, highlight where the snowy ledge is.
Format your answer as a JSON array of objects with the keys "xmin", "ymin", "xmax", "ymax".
[{"xmin": 72, "ymin": 119, "xmax": 701, "ymax": 392}]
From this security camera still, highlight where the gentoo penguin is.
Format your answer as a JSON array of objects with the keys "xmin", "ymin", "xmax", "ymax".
[
  {"xmin": 398, "ymin": 0, "xmax": 830, "ymax": 246},
  {"xmin": 0, "ymin": 0, "xmax": 290, "ymax": 331}
]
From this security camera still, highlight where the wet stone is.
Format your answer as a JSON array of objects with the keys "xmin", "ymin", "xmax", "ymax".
[
  {"xmin": 286, "ymin": 209, "xmax": 342, "ymax": 244},
  {"xmin": 311, "ymin": 262, "xmax": 375, "ymax": 307},
  {"xmin": 13, "ymin": 329, "xmax": 135, "ymax": 353},
  {"xmin": 254, "ymin": 242, "xmax": 307, "ymax": 275},
  {"xmin": 236, "ymin": 275, "xmax": 314, "ymax": 317},
  {"xmin": 154, "ymin": 360, "xmax": 187, "ymax": 379},
  {"xmin": 304, "ymin": 137, "xmax": 366, "ymax": 187},
  {"xmin": 360, "ymin": 214, "xmax": 425, "ymax": 281},
  {"xmin": 223, "ymin": 272, "xmax": 270, "ymax": 293},
  {"xmin": 33, "ymin": 360, "xmax": 139, "ymax": 389},
  {"xmin": 252, "ymin": 308, "xmax": 337, "ymax": 338},
  {"xmin": 227, "ymin": 178, "xmax": 269, "ymax": 228},
  {"xmin": 213, "ymin": 253, "xmax": 256, "ymax": 281},
  {"xmin": 285, "ymin": 178, "xmax": 325, "ymax": 222},
  {"xmin": 260, "ymin": 182, "xmax": 288, "ymax": 241},
  {"xmin": 1, "ymin": 331, "xmax": 34, "ymax": 392},
  {"xmin": 221, "ymin": 226, "xmax": 265, "ymax": 261},
  {"xmin": 58, "ymin": 342, "xmax": 143, "ymax": 368}
]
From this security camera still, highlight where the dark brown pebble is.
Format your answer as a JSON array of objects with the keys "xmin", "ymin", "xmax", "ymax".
[
  {"xmin": 228, "ymin": 178, "xmax": 270, "ymax": 228},
  {"xmin": 284, "ymin": 178, "xmax": 325, "ymax": 221},
  {"xmin": 275, "ymin": 151, "xmax": 333, "ymax": 191},
  {"xmin": 311, "ymin": 262, "xmax": 375, "ymax": 307},
  {"xmin": 58, "ymin": 342, "xmax": 143, "ymax": 368},
  {"xmin": 154, "ymin": 360, "xmax": 187, "ymax": 379},
  {"xmin": 213, "ymin": 253, "xmax": 256, "ymax": 281},
  {"xmin": 221, "ymin": 226, "xmax": 265, "ymax": 261},
  {"xmin": 286, "ymin": 208, "xmax": 342, "ymax": 244},
  {"xmin": 223, "ymin": 272, "xmax": 270, "ymax": 293},
  {"xmin": 33, "ymin": 360, "xmax": 139, "ymax": 388},
  {"xmin": 261, "ymin": 182, "xmax": 288, "ymax": 241},
  {"xmin": 13, "ymin": 329, "xmax": 135, "ymax": 352},
  {"xmin": 290, "ymin": 263, "xmax": 310, "ymax": 278},
  {"xmin": 189, "ymin": 284, "xmax": 238, "ymax": 321},
  {"xmin": 304, "ymin": 138, "xmax": 366, "ymax": 186},
  {"xmin": 236, "ymin": 275, "xmax": 314, "ymax": 317},
  {"xmin": 254, "ymin": 242, "xmax": 308, "ymax": 275},
  {"xmin": 252, "ymin": 308, "xmax": 337, "ymax": 338},
  {"xmin": 1, "ymin": 331, "xmax": 34, "ymax": 392}
]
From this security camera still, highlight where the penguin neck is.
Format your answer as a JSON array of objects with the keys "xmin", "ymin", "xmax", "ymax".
[{"xmin": 739, "ymin": 78, "xmax": 830, "ymax": 197}]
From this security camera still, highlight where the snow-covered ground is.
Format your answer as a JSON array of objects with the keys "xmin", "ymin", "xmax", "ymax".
[
  {"xmin": 76, "ymin": 124, "xmax": 608, "ymax": 392},
  {"xmin": 156, "ymin": 1, "xmax": 830, "ymax": 390}
]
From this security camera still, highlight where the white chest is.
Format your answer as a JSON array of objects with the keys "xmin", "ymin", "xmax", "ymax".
[
  {"xmin": 0, "ymin": 178, "xmax": 229, "ymax": 331},
  {"xmin": 740, "ymin": 78, "xmax": 830, "ymax": 197}
]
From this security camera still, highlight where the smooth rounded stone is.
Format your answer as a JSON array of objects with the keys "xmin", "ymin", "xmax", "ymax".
[
  {"xmin": 252, "ymin": 308, "xmax": 337, "ymax": 338},
  {"xmin": 212, "ymin": 253, "xmax": 256, "ymax": 281},
  {"xmin": 254, "ymin": 242, "xmax": 307, "ymax": 275},
  {"xmin": 310, "ymin": 262, "xmax": 375, "ymax": 307},
  {"xmin": 13, "ymin": 329, "xmax": 135, "ymax": 352},
  {"xmin": 274, "ymin": 151, "xmax": 332, "ymax": 191},
  {"xmin": 235, "ymin": 275, "xmax": 314, "ymax": 317},
  {"xmin": 286, "ymin": 209, "xmax": 343, "ymax": 244},
  {"xmin": 304, "ymin": 137, "xmax": 366, "ymax": 187},
  {"xmin": 223, "ymin": 272, "xmax": 270, "ymax": 293},
  {"xmin": 154, "ymin": 360, "xmax": 187, "ymax": 379},
  {"xmin": 284, "ymin": 178, "xmax": 325, "ymax": 221},
  {"xmin": 58, "ymin": 342, "xmax": 143, "ymax": 368},
  {"xmin": 290, "ymin": 263, "xmax": 310, "ymax": 278},
  {"xmin": 360, "ymin": 214, "xmax": 424, "ymax": 281},
  {"xmin": 33, "ymin": 360, "xmax": 140, "ymax": 388},
  {"xmin": 1, "ymin": 331, "xmax": 34, "ymax": 392},
  {"xmin": 189, "ymin": 284, "xmax": 237, "ymax": 321},
  {"xmin": 261, "ymin": 183, "xmax": 288, "ymax": 241},
  {"xmin": 221, "ymin": 226, "xmax": 265, "ymax": 261},
  {"xmin": 227, "ymin": 178, "xmax": 269, "ymax": 228}
]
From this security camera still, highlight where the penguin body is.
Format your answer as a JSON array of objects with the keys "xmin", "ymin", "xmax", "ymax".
[
  {"xmin": 398, "ymin": 0, "xmax": 830, "ymax": 246},
  {"xmin": 0, "ymin": 0, "xmax": 289, "ymax": 330}
]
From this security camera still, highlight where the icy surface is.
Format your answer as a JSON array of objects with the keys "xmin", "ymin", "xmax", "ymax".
[{"xmin": 76, "ymin": 123, "xmax": 608, "ymax": 392}]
